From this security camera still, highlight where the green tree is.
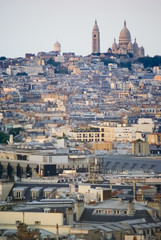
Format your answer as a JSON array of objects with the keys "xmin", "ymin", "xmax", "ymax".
[
  {"xmin": 100, "ymin": 58, "xmax": 116, "ymax": 65},
  {"xmin": 55, "ymin": 68, "xmax": 68, "ymax": 74},
  {"xmin": 16, "ymin": 72, "xmax": 28, "ymax": 76},
  {"xmin": 0, "ymin": 132, "xmax": 9, "ymax": 144},
  {"xmin": 0, "ymin": 57, "xmax": 6, "ymax": 61},
  {"xmin": 9, "ymin": 128, "xmax": 23, "ymax": 137},
  {"xmin": 118, "ymin": 61, "xmax": 131, "ymax": 70},
  {"xmin": 46, "ymin": 58, "xmax": 60, "ymax": 67},
  {"xmin": 136, "ymin": 55, "xmax": 161, "ymax": 68}
]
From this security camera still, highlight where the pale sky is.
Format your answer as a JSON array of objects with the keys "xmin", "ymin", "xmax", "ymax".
[{"xmin": 1, "ymin": 0, "xmax": 161, "ymax": 58}]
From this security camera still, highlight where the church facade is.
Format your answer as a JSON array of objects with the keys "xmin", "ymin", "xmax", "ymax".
[{"xmin": 92, "ymin": 20, "xmax": 145, "ymax": 58}]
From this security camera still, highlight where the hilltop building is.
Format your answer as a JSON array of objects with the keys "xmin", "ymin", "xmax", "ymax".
[
  {"xmin": 54, "ymin": 41, "xmax": 61, "ymax": 54},
  {"xmin": 92, "ymin": 20, "xmax": 145, "ymax": 58},
  {"xmin": 92, "ymin": 20, "xmax": 100, "ymax": 54},
  {"xmin": 111, "ymin": 20, "xmax": 145, "ymax": 58}
]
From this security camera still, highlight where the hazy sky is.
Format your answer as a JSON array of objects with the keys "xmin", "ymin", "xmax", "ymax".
[{"xmin": 1, "ymin": 0, "xmax": 161, "ymax": 58}]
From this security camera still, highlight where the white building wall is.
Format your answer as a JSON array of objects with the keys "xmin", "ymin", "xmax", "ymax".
[
  {"xmin": 51, "ymin": 155, "xmax": 68, "ymax": 164},
  {"xmin": 78, "ymin": 184, "xmax": 91, "ymax": 194},
  {"xmin": 28, "ymin": 155, "xmax": 44, "ymax": 163},
  {"xmin": 133, "ymin": 118, "xmax": 154, "ymax": 133},
  {"xmin": 0, "ymin": 211, "xmax": 63, "ymax": 226},
  {"xmin": 114, "ymin": 126, "xmax": 136, "ymax": 142}
]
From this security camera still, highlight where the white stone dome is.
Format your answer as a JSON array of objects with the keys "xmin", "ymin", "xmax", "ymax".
[
  {"xmin": 112, "ymin": 38, "xmax": 118, "ymax": 50},
  {"xmin": 119, "ymin": 21, "xmax": 131, "ymax": 46},
  {"xmin": 128, "ymin": 41, "xmax": 133, "ymax": 49},
  {"xmin": 133, "ymin": 38, "xmax": 138, "ymax": 48}
]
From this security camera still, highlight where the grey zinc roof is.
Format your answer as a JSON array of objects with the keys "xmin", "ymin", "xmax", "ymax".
[
  {"xmin": 111, "ymin": 222, "xmax": 132, "ymax": 230},
  {"xmin": 30, "ymin": 187, "xmax": 43, "ymax": 192},
  {"xmin": 132, "ymin": 224, "xmax": 144, "ymax": 229},
  {"xmin": 88, "ymin": 199, "xmax": 153, "ymax": 212},
  {"xmin": 90, "ymin": 199, "xmax": 128, "ymax": 210},
  {"xmin": 43, "ymin": 187, "xmax": 56, "ymax": 192},
  {"xmin": 80, "ymin": 209, "xmax": 155, "ymax": 224},
  {"xmin": 12, "ymin": 186, "xmax": 28, "ymax": 192}
]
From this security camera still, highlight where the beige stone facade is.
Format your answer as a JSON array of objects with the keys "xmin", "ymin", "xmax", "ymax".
[
  {"xmin": 89, "ymin": 141, "xmax": 114, "ymax": 151},
  {"xmin": 71, "ymin": 123, "xmax": 139, "ymax": 143},
  {"xmin": 71, "ymin": 126, "xmax": 115, "ymax": 142},
  {"xmin": 147, "ymin": 133, "xmax": 161, "ymax": 145},
  {"xmin": 92, "ymin": 20, "xmax": 100, "ymax": 53},
  {"xmin": 132, "ymin": 140, "xmax": 150, "ymax": 156},
  {"xmin": 111, "ymin": 21, "xmax": 144, "ymax": 58}
]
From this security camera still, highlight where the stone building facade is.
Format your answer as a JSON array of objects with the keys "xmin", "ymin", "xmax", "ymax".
[{"xmin": 92, "ymin": 20, "xmax": 100, "ymax": 54}]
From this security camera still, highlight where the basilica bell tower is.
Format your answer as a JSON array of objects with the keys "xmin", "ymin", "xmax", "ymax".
[{"xmin": 92, "ymin": 20, "xmax": 100, "ymax": 54}]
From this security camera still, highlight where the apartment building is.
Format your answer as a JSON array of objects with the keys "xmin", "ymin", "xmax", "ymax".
[
  {"xmin": 71, "ymin": 118, "xmax": 154, "ymax": 143},
  {"xmin": 72, "ymin": 124, "xmax": 136, "ymax": 143}
]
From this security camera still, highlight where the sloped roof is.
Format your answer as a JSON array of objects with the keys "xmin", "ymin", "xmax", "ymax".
[{"xmin": 80, "ymin": 209, "xmax": 155, "ymax": 223}]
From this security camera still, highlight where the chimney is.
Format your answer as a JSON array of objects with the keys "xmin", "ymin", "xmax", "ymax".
[
  {"xmin": 133, "ymin": 180, "xmax": 136, "ymax": 200},
  {"xmin": 127, "ymin": 201, "xmax": 134, "ymax": 215},
  {"xmin": 65, "ymin": 208, "xmax": 73, "ymax": 226},
  {"xmin": 120, "ymin": 199, "xmax": 124, "ymax": 205},
  {"xmin": 75, "ymin": 200, "xmax": 84, "ymax": 221}
]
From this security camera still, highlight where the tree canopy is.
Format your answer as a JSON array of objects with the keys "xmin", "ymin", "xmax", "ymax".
[
  {"xmin": 16, "ymin": 72, "xmax": 28, "ymax": 76},
  {"xmin": 9, "ymin": 127, "xmax": 24, "ymax": 137},
  {"xmin": 0, "ymin": 57, "xmax": 6, "ymax": 61},
  {"xmin": 136, "ymin": 55, "xmax": 161, "ymax": 68},
  {"xmin": 46, "ymin": 58, "xmax": 60, "ymax": 67},
  {"xmin": 0, "ymin": 132, "xmax": 9, "ymax": 144},
  {"xmin": 100, "ymin": 58, "xmax": 116, "ymax": 65}
]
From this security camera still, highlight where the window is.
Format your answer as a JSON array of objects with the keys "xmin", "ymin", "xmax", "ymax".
[
  {"xmin": 49, "ymin": 156, "xmax": 52, "ymax": 163},
  {"xmin": 77, "ymin": 134, "xmax": 81, "ymax": 138},
  {"xmin": 45, "ymin": 192, "xmax": 50, "ymax": 198},
  {"xmin": 139, "ymin": 143, "xmax": 141, "ymax": 153},
  {"xmin": 16, "ymin": 191, "xmax": 21, "ymax": 198},
  {"xmin": 35, "ymin": 221, "xmax": 41, "ymax": 225},
  {"xmin": 32, "ymin": 192, "xmax": 38, "ymax": 199}
]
